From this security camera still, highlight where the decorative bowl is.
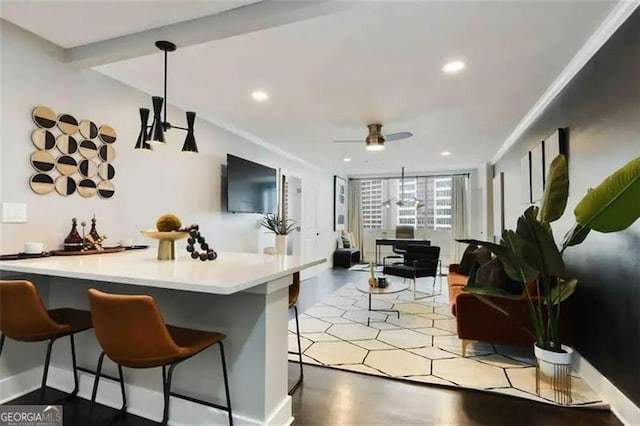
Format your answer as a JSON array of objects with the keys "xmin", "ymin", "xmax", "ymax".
[{"xmin": 140, "ymin": 230, "xmax": 189, "ymax": 260}]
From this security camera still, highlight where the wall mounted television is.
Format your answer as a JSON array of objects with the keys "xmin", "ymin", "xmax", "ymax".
[{"xmin": 226, "ymin": 154, "xmax": 277, "ymax": 214}]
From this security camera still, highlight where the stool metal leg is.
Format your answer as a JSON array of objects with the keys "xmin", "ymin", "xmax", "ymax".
[
  {"xmin": 288, "ymin": 305, "xmax": 304, "ymax": 395},
  {"xmin": 0, "ymin": 334, "xmax": 5, "ymax": 358},
  {"xmin": 219, "ymin": 342, "xmax": 233, "ymax": 426},
  {"xmin": 90, "ymin": 352, "xmax": 106, "ymax": 409},
  {"xmin": 69, "ymin": 334, "xmax": 79, "ymax": 397},
  {"xmin": 118, "ymin": 364, "xmax": 127, "ymax": 412},
  {"xmin": 162, "ymin": 363, "xmax": 177, "ymax": 425},
  {"xmin": 41, "ymin": 338, "xmax": 56, "ymax": 403}
]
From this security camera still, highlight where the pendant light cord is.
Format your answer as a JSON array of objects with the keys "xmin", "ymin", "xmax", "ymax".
[{"xmin": 163, "ymin": 48, "xmax": 168, "ymax": 127}]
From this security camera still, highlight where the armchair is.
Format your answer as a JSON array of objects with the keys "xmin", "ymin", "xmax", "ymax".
[
  {"xmin": 382, "ymin": 225, "xmax": 415, "ymax": 266},
  {"xmin": 383, "ymin": 245, "xmax": 441, "ymax": 300}
]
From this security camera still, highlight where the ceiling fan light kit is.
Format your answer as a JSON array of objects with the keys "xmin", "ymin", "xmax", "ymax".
[
  {"xmin": 334, "ymin": 123, "xmax": 412, "ymax": 151},
  {"xmin": 136, "ymin": 40, "xmax": 198, "ymax": 153}
]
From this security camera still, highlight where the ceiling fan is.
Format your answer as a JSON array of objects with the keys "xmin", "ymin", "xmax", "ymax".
[{"xmin": 333, "ymin": 123, "xmax": 413, "ymax": 151}]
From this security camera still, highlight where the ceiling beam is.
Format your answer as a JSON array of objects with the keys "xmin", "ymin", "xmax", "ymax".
[{"xmin": 64, "ymin": 0, "xmax": 358, "ymax": 68}]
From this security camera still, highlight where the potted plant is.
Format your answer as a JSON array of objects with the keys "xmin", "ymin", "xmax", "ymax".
[
  {"xmin": 259, "ymin": 213, "xmax": 297, "ymax": 255},
  {"xmin": 459, "ymin": 155, "xmax": 640, "ymax": 376}
]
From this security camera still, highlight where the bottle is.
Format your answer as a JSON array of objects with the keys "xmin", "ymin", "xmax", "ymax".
[
  {"xmin": 368, "ymin": 261, "xmax": 377, "ymax": 287},
  {"xmin": 63, "ymin": 218, "xmax": 84, "ymax": 252}
]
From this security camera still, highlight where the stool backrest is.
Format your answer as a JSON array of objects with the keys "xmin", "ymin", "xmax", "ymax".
[
  {"xmin": 289, "ymin": 272, "xmax": 300, "ymax": 307},
  {"xmin": 0, "ymin": 280, "xmax": 64, "ymax": 341},
  {"xmin": 88, "ymin": 289, "xmax": 180, "ymax": 363}
]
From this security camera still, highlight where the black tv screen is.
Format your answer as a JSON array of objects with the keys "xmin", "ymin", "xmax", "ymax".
[{"xmin": 226, "ymin": 154, "xmax": 277, "ymax": 214}]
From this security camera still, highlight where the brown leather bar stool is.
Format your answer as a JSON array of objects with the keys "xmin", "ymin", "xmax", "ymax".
[
  {"xmin": 0, "ymin": 280, "xmax": 92, "ymax": 402},
  {"xmin": 87, "ymin": 288, "xmax": 233, "ymax": 425},
  {"xmin": 288, "ymin": 272, "xmax": 303, "ymax": 395}
]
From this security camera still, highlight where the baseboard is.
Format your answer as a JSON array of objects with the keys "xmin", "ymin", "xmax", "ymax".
[
  {"xmin": 0, "ymin": 366, "xmax": 42, "ymax": 404},
  {"xmin": 573, "ymin": 351, "xmax": 640, "ymax": 425},
  {"xmin": 42, "ymin": 366, "xmax": 290, "ymax": 426}
]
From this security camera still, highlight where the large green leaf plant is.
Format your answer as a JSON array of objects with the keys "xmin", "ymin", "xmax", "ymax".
[{"xmin": 459, "ymin": 155, "xmax": 640, "ymax": 352}]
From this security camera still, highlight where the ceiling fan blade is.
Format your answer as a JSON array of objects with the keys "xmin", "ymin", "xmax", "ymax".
[
  {"xmin": 385, "ymin": 131, "xmax": 413, "ymax": 142},
  {"xmin": 332, "ymin": 140, "xmax": 362, "ymax": 143}
]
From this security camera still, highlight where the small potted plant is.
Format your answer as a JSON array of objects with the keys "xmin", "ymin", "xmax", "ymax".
[
  {"xmin": 259, "ymin": 213, "xmax": 297, "ymax": 255},
  {"xmin": 459, "ymin": 155, "xmax": 639, "ymax": 381}
]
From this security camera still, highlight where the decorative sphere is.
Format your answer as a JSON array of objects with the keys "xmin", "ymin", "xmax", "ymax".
[
  {"xmin": 192, "ymin": 224, "xmax": 199, "ymax": 230},
  {"xmin": 189, "ymin": 230, "xmax": 197, "ymax": 238},
  {"xmin": 197, "ymin": 236, "xmax": 205, "ymax": 244},
  {"xmin": 187, "ymin": 237, "xmax": 195, "ymax": 245},
  {"xmin": 199, "ymin": 253, "xmax": 208, "ymax": 261},
  {"xmin": 186, "ymin": 245, "xmax": 194, "ymax": 252},
  {"xmin": 207, "ymin": 251, "xmax": 216, "ymax": 260},
  {"xmin": 190, "ymin": 251, "xmax": 199, "ymax": 259},
  {"xmin": 201, "ymin": 243, "xmax": 209, "ymax": 251},
  {"xmin": 156, "ymin": 214, "xmax": 182, "ymax": 232}
]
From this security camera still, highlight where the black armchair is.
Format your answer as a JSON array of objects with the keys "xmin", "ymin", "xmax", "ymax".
[
  {"xmin": 382, "ymin": 225, "xmax": 416, "ymax": 266},
  {"xmin": 383, "ymin": 245, "xmax": 441, "ymax": 300}
]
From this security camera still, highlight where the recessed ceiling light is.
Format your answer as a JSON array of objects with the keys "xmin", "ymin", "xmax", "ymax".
[
  {"xmin": 441, "ymin": 151, "xmax": 451, "ymax": 156},
  {"xmin": 251, "ymin": 90, "xmax": 268, "ymax": 101},
  {"xmin": 343, "ymin": 157, "xmax": 352, "ymax": 162},
  {"xmin": 442, "ymin": 61, "xmax": 466, "ymax": 74}
]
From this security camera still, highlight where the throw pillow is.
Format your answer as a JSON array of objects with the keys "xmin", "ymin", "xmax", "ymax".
[
  {"xmin": 456, "ymin": 244, "xmax": 478, "ymax": 275},
  {"xmin": 474, "ymin": 246, "xmax": 493, "ymax": 266},
  {"xmin": 466, "ymin": 261, "xmax": 480, "ymax": 286},
  {"xmin": 474, "ymin": 258, "xmax": 522, "ymax": 295}
]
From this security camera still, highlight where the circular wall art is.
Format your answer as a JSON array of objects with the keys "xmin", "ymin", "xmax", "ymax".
[
  {"xmin": 55, "ymin": 155, "xmax": 78, "ymax": 176},
  {"xmin": 79, "ymin": 139, "xmax": 98, "ymax": 159},
  {"xmin": 57, "ymin": 114, "xmax": 79, "ymax": 135},
  {"xmin": 98, "ymin": 162, "xmax": 115, "ymax": 180},
  {"xmin": 98, "ymin": 125, "xmax": 117, "ymax": 144},
  {"xmin": 98, "ymin": 144, "xmax": 116, "ymax": 162},
  {"xmin": 32, "ymin": 106, "xmax": 57, "ymax": 129},
  {"xmin": 55, "ymin": 176, "xmax": 77, "ymax": 196},
  {"xmin": 29, "ymin": 173, "xmax": 55, "ymax": 195},
  {"xmin": 79, "ymin": 159, "xmax": 98, "ymax": 178},
  {"xmin": 31, "ymin": 129, "xmax": 56, "ymax": 150},
  {"xmin": 79, "ymin": 120, "xmax": 98, "ymax": 139},
  {"xmin": 56, "ymin": 134, "xmax": 78, "ymax": 155},
  {"xmin": 31, "ymin": 151, "xmax": 56, "ymax": 172},
  {"xmin": 97, "ymin": 180, "xmax": 115, "ymax": 199},
  {"xmin": 78, "ymin": 179, "xmax": 97, "ymax": 198}
]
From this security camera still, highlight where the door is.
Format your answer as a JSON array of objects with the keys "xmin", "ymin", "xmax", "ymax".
[
  {"xmin": 301, "ymin": 180, "xmax": 319, "ymax": 266},
  {"xmin": 285, "ymin": 176, "xmax": 302, "ymax": 256}
]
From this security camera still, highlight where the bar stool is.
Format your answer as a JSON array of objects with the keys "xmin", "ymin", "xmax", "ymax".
[
  {"xmin": 288, "ymin": 272, "xmax": 303, "ymax": 395},
  {"xmin": 87, "ymin": 289, "xmax": 233, "ymax": 425},
  {"xmin": 0, "ymin": 280, "xmax": 92, "ymax": 402}
]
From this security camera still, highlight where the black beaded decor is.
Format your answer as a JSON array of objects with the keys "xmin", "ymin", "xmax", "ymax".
[{"xmin": 184, "ymin": 224, "xmax": 217, "ymax": 261}]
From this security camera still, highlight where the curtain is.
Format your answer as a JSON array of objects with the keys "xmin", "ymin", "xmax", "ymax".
[
  {"xmin": 347, "ymin": 179, "xmax": 363, "ymax": 256},
  {"xmin": 451, "ymin": 175, "xmax": 468, "ymax": 263}
]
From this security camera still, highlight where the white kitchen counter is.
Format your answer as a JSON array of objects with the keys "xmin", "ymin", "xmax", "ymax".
[
  {"xmin": 0, "ymin": 249, "xmax": 326, "ymax": 425},
  {"xmin": 0, "ymin": 250, "xmax": 324, "ymax": 295}
]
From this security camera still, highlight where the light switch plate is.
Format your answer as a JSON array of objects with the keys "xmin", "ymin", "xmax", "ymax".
[{"xmin": 1, "ymin": 202, "xmax": 27, "ymax": 223}]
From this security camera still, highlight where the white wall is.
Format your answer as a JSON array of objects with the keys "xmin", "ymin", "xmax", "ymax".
[{"xmin": 0, "ymin": 21, "xmax": 336, "ymax": 265}]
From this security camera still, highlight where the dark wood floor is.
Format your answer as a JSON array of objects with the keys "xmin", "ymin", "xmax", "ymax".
[{"xmin": 3, "ymin": 268, "xmax": 622, "ymax": 425}]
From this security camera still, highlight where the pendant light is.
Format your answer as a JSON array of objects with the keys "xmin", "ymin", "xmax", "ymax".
[
  {"xmin": 135, "ymin": 41, "xmax": 198, "ymax": 153},
  {"xmin": 382, "ymin": 166, "xmax": 418, "ymax": 207}
]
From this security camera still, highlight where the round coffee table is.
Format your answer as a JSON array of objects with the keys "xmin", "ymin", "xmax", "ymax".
[{"xmin": 356, "ymin": 280, "xmax": 408, "ymax": 326}]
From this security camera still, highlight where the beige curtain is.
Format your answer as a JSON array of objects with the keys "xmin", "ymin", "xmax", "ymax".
[
  {"xmin": 451, "ymin": 175, "xmax": 469, "ymax": 263},
  {"xmin": 347, "ymin": 179, "xmax": 363, "ymax": 256}
]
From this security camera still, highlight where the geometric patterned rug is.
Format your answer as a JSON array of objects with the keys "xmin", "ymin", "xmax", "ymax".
[{"xmin": 288, "ymin": 279, "xmax": 607, "ymax": 408}]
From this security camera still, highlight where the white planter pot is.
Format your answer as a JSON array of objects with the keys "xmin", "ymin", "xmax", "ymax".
[
  {"xmin": 534, "ymin": 344, "xmax": 573, "ymax": 377},
  {"xmin": 275, "ymin": 235, "xmax": 287, "ymax": 255}
]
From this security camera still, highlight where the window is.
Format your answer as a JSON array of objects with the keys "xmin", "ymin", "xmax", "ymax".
[{"xmin": 360, "ymin": 176, "xmax": 456, "ymax": 230}]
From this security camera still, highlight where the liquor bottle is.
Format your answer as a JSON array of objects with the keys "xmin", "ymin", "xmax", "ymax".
[{"xmin": 63, "ymin": 218, "xmax": 84, "ymax": 252}]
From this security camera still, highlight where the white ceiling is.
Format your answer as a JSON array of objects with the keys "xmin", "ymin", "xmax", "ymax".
[
  {"xmin": 2, "ymin": 1, "xmax": 619, "ymax": 175},
  {"xmin": 0, "ymin": 0, "xmax": 259, "ymax": 48}
]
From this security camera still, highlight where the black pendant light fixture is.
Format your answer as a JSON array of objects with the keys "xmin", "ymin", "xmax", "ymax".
[{"xmin": 135, "ymin": 40, "xmax": 198, "ymax": 153}]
